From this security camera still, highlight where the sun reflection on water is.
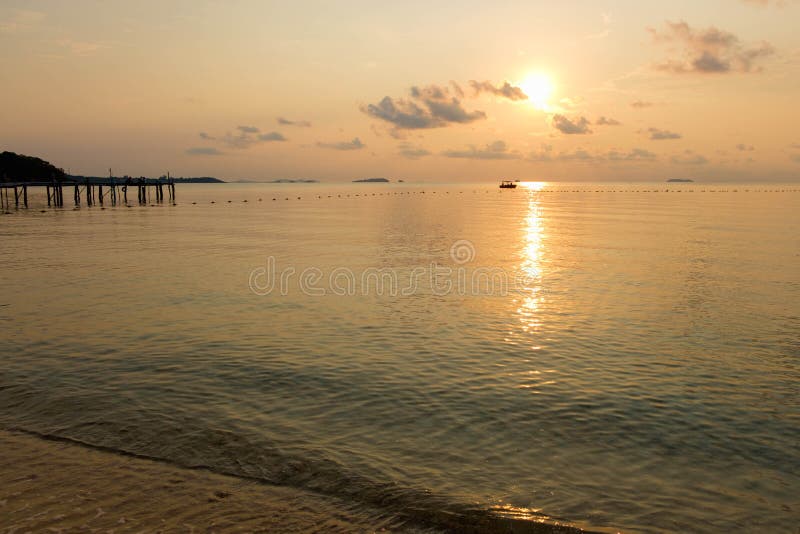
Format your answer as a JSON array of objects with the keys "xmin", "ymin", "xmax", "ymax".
[{"xmin": 516, "ymin": 186, "xmax": 546, "ymax": 335}]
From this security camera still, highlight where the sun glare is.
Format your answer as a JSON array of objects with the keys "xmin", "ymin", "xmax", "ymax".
[{"xmin": 520, "ymin": 73, "xmax": 554, "ymax": 111}]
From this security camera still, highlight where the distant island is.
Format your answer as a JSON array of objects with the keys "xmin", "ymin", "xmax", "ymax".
[
  {"xmin": 68, "ymin": 175, "xmax": 224, "ymax": 184},
  {"xmin": 265, "ymin": 179, "xmax": 319, "ymax": 183},
  {"xmin": 353, "ymin": 177, "xmax": 389, "ymax": 183},
  {"xmin": 666, "ymin": 178, "xmax": 694, "ymax": 183}
]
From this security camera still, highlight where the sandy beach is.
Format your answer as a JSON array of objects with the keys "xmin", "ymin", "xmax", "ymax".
[{"xmin": 0, "ymin": 429, "xmax": 408, "ymax": 533}]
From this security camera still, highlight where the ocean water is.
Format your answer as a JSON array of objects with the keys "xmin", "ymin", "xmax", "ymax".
[{"xmin": 1, "ymin": 182, "xmax": 798, "ymax": 532}]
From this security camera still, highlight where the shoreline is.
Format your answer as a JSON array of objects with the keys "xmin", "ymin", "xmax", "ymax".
[
  {"xmin": 0, "ymin": 429, "xmax": 595, "ymax": 533},
  {"xmin": 0, "ymin": 428, "xmax": 412, "ymax": 532}
]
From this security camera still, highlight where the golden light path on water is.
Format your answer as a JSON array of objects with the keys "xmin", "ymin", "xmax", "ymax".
[{"xmin": 517, "ymin": 182, "xmax": 546, "ymax": 338}]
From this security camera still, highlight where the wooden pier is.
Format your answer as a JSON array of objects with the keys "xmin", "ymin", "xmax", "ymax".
[{"xmin": 0, "ymin": 177, "xmax": 176, "ymax": 210}]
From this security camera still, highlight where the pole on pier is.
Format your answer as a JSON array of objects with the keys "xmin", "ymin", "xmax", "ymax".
[
  {"xmin": 86, "ymin": 180, "xmax": 92, "ymax": 206},
  {"xmin": 98, "ymin": 185, "xmax": 104, "ymax": 206},
  {"xmin": 23, "ymin": 185, "xmax": 28, "ymax": 208},
  {"xmin": 46, "ymin": 186, "xmax": 51, "ymax": 207},
  {"xmin": 168, "ymin": 172, "xmax": 175, "ymax": 204},
  {"xmin": 14, "ymin": 186, "xmax": 19, "ymax": 208},
  {"xmin": 74, "ymin": 184, "xmax": 80, "ymax": 206}
]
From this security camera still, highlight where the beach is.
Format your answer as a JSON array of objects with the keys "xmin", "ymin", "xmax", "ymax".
[{"xmin": 0, "ymin": 429, "xmax": 405, "ymax": 533}]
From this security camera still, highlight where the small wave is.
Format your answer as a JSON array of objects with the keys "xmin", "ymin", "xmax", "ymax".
[{"xmin": 5, "ymin": 425, "xmax": 592, "ymax": 533}]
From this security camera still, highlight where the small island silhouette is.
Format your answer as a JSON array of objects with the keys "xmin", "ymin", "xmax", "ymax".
[{"xmin": 353, "ymin": 177, "xmax": 389, "ymax": 183}]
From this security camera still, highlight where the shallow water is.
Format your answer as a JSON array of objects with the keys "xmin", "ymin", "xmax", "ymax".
[{"xmin": 1, "ymin": 183, "xmax": 799, "ymax": 532}]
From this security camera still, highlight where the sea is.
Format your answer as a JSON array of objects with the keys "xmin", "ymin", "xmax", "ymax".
[{"xmin": 1, "ymin": 182, "xmax": 798, "ymax": 533}]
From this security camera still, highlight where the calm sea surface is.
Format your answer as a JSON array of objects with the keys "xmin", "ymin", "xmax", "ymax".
[{"xmin": 1, "ymin": 183, "xmax": 798, "ymax": 532}]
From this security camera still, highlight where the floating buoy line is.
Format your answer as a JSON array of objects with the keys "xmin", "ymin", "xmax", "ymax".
[{"xmin": 2, "ymin": 186, "xmax": 798, "ymax": 214}]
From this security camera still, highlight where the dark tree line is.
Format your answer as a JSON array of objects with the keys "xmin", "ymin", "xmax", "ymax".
[{"xmin": 0, "ymin": 151, "xmax": 66, "ymax": 183}]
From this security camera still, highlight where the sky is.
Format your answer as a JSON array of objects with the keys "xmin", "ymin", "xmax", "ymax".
[{"xmin": 1, "ymin": 0, "xmax": 799, "ymax": 182}]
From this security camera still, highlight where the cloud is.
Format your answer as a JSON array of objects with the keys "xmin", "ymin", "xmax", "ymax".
[
  {"xmin": 528, "ymin": 145, "xmax": 657, "ymax": 163},
  {"xmin": 278, "ymin": 117, "xmax": 311, "ymax": 127},
  {"xmin": 528, "ymin": 145, "xmax": 597, "ymax": 162},
  {"xmin": 607, "ymin": 148, "xmax": 658, "ymax": 161},
  {"xmin": 186, "ymin": 147, "xmax": 223, "ymax": 156},
  {"xmin": 398, "ymin": 143, "xmax": 432, "ymax": 159},
  {"xmin": 258, "ymin": 132, "xmax": 287, "ymax": 142},
  {"xmin": 596, "ymin": 116, "xmax": 621, "ymax": 126},
  {"xmin": 671, "ymin": 150, "xmax": 708, "ymax": 164},
  {"xmin": 736, "ymin": 143, "xmax": 755, "ymax": 151},
  {"xmin": 362, "ymin": 83, "xmax": 486, "ymax": 131},
  {"xmin": 631, "ymin": 100, "xmax": 655, "ymax": 109},
  {"xmin": 199, "ymin": 126, "xmax": 288, "ymax": 148},
  {"xmin": 317, "ymin": 137, "xmax": 365, "ymax": 150},
  {"xmin": 425, "ymin": 98, "xmax": 487, "ymax": 123},
  {"xmin": 469, "ymin": 80, "xmax": 528, "ymax": 101},
  {"xmin": 442, "ymin": 140, "xmax": 520, "ymax": 160},
  {"xmin": 649, "ymin": 21, "xmax": 774, "ymax": 74},
  {"xmin": 647, "ymin": 127, "xmax": 682, "ymax": 140},
  {"xmin": 557, "ymin": 149, "xmax": 596, "ymax": 161},
  {"xmin": 552, "ymin": 114, "xmax": 592, "ymax": 135}
]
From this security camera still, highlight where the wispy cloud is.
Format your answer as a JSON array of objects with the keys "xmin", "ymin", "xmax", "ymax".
[
  {"xmin": 552, "ymin": 115, "xmax": 592, "ymax": 135},
  {"xmin": 258, "ymin": 132, "xmax": 287, "ymax": 142},
  {"xmin": 607, "ymin": 148, "xmax": 657, "ymax": 161},
  {"xmin": 631, "ymin": 100, "xmax": 655, "ymax": 109},
  {"xmin": 199, "ymin": 126, "xmax": 287, "ymax": 148},
  {"xmin": 398, "ymin": 143, "xmax": 431, "ymax": 160},
  {"xmin": 671, "ymin": 150, "xmax": 708, "ymax": 164},
  {"xmin": 649, "ymin": 21, "xmax": 774, "ymax": 74},
  {"xmin": 468, "ymin": 80, "xmax": 528, "ymax": 101},
  {"xmin": 646, "ymin": 127, "xmax": 682, "ymax": 140},
  {"xmin": 528, "ymin": 145, "xmax": 657, "ymax": 163},
  {"xmin": 442, "ymin": 140, "xmax": 520, "ymax": 160},
  {"xmin": 186, "ymin": 147, "xmax": 224, "ymax": 156},
  {"xmin": 278, "ymin": 117, "xmax": 312, "ymax": 127},
  {"xmin": 736, "ymin": 143, "xmax": 755, "ymax": 151},
  {"xmin": 596, "ymin": 116, "xmax": 622, "ymax": 126},
  {"xmin": 317, "ymin": 137, "xmax": 365, "ymax": 150}
]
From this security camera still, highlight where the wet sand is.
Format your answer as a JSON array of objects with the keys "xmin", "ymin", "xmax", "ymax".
[
  {"xmin": 0, "ymin": 429, "xmax": 595, "ymax": 533},
  {"xmin": 0, "ymin": 429, "xmax": 415, "ymax": 533}
]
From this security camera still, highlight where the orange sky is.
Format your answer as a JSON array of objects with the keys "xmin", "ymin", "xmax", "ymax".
[{"xmin": 1, "ymin": 0, "xmax": 799, "ymax": 181}]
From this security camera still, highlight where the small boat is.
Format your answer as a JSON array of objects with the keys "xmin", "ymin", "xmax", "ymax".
[{"xmin": 499, "ymin": 180, "xmax": 517, "ymax": 189}]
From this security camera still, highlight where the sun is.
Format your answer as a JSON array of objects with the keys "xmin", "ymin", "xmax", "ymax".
[{"xmin": 519, "ymin": 73, "xmax": 555, "ymax": 111}]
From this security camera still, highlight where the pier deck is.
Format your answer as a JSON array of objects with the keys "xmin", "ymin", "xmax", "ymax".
[{"xmin": 0, "ymin": 178, "xmax": 176, "ymax": 210}]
